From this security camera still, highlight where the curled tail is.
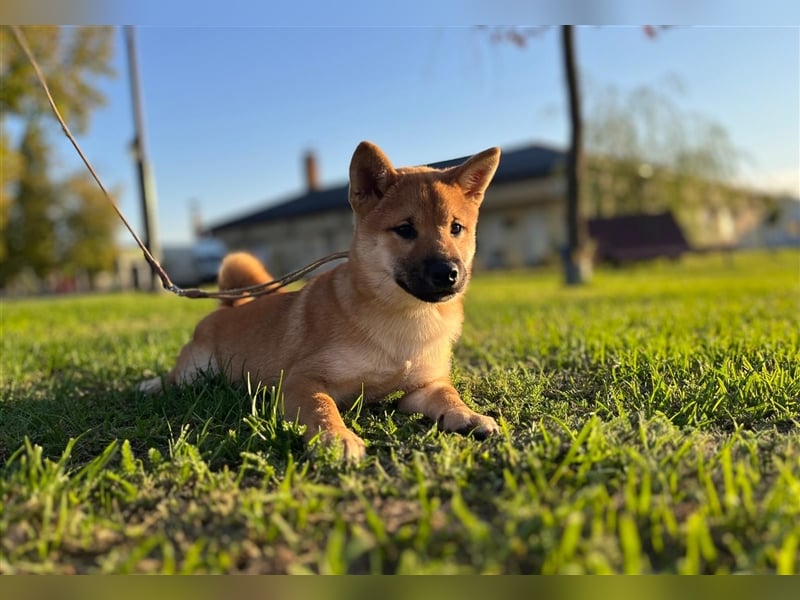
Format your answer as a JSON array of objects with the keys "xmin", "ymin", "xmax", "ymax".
[{"xmin": 217, "ymin": 252, "xmax": 278, "ymax": 307}]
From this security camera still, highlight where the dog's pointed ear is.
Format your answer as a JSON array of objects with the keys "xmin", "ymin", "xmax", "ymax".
[
  {"xmin": 451, "ymin": 147, "xmax": 501, "ymax": 203},
  {"xmin": 349, "ymin": 141, "xmax": 396, "ymax": 213}
]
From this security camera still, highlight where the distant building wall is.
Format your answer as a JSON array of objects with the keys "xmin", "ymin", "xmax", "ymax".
[
  {"xmin": 475, "ymin": 176, "xmax": 566, "ymax": 269},
  {"xmin": 214, "ymin": 209, "xmax": 354, "ymax": 274}
]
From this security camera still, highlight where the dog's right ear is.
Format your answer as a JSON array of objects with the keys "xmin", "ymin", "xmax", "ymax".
[{"xmin": 349, "ymin": 141, "xmax": 396, "ymax": 214}]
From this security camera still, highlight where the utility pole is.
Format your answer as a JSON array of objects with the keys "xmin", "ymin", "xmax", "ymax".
[{"xmin": 125, "ymin": 25, "xmax": 161, "ymax": 290}]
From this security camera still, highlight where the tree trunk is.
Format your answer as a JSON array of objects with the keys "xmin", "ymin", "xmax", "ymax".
[{"xmin": 561, "ymin": 25, "xmax": 590, "ymax": 285}]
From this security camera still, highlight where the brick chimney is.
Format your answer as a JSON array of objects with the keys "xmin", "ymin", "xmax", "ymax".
[{"xmin": 304, "ymin": 150, "xmax": 319, "ymax": 192}]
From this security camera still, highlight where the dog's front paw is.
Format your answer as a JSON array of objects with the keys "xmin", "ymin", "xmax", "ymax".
[
  {"xmin": 439, "ymin": 409, "xmax": 499, "ymax": 440},
  {"xmin": 316, "ymin": 428, "xmax": 367, "ymax": 463}
]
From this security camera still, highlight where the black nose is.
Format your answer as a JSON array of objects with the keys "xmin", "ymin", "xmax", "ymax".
[{"xmin": 427, "ymin": 259, "xmax": 460, "ymax": 289}]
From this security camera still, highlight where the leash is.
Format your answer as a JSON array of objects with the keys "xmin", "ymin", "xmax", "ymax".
[{"xmin": 9, "ymin": 26, "xmax": 348, "ymax": 299}]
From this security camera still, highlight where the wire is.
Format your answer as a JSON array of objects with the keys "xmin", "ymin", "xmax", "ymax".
[{"xmin": 9, "ymin": 25, "xmax": 348, "ymax": 300}]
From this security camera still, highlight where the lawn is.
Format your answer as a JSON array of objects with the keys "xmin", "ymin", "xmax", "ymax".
[{"xmin": 1, "ymin": 250, "xmax": 798, "ymax": 574}]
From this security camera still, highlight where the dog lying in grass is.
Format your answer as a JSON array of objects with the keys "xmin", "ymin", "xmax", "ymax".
[{"xmin": 139, "ymin": 141, "xmax": 501, "ymax": 460}]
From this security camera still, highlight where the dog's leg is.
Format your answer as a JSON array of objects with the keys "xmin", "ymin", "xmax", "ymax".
[
  {"xmin": 282, "ymin": 377, "xmax": 367, "ymax": 462},
  {"xmin": 398, "ymin": 382, "xmax": 499, "ymax": 439}
]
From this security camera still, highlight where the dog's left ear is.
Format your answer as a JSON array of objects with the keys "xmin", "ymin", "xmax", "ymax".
[{"xmin": 452, "ymin": 147, "xmax": 501, "ymax": 203}]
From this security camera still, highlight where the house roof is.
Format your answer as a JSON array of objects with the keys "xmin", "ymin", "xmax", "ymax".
[{"xmin": 208, "ymin": 143, "xmax": 565, "ymax": 233}]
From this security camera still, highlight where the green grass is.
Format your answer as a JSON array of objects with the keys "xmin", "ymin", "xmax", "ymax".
[{"xmin": 1, "ymin": 250, "xmax": 798, "ymax": 574}]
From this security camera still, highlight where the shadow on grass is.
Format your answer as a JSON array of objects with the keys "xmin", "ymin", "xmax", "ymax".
[
  {"xmin": 0, "ymin": 368, "xmax": 448, "ymax": 475},
  {"xmin": 0, "ymin": 370, "xmax": 298, "ymax": 468}
]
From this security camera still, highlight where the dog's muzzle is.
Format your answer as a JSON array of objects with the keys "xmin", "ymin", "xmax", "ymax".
[{"xmin": 396, "ymin": 257, "xmax": 465, "ymax": 303}]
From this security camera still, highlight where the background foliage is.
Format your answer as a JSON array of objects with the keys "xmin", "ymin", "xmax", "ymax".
[{"xmin": 0, "ymin": 26, "xmax": 118, "ymax": 290}]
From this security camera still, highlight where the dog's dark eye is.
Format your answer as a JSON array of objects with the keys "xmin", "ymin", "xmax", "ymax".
[
  {"xmin": 450, "ymin": 222, "xmax": 464, "ymax": 236},
  {"xmin": 392, "ymin": 223, "xmax": 417, "ymax": 240}
]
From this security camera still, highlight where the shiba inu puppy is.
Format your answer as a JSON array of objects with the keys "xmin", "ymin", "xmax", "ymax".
[{"xmin": 139, "ymin": 141, "xmax": 501, "ymax": 461}]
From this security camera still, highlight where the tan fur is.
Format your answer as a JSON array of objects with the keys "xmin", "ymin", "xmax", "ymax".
[
  {"xmin": 217, "ymin": 252, "xmax": 279, "ymax": 307},
  {"xmin": 139, "ymin": 141, "xmax": 502, "ymax": 461}
]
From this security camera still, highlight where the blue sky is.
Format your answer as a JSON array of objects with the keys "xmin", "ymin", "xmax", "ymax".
[{"xmin": 33, "ymin": 26, "xmax": 800, "ymax": 245}]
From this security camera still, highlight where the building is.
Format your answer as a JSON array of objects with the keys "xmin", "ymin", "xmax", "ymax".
[
  {"xmin": 208, "ymin": 144, "xmax": 568, "ymax": 273},
  {"xmin": 739, "ymin": 195, "xmax": 800, "ymax": 248},
  {"xmin": 207, "ymin": 144, "xmax": 780, "ymax": 275}
]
